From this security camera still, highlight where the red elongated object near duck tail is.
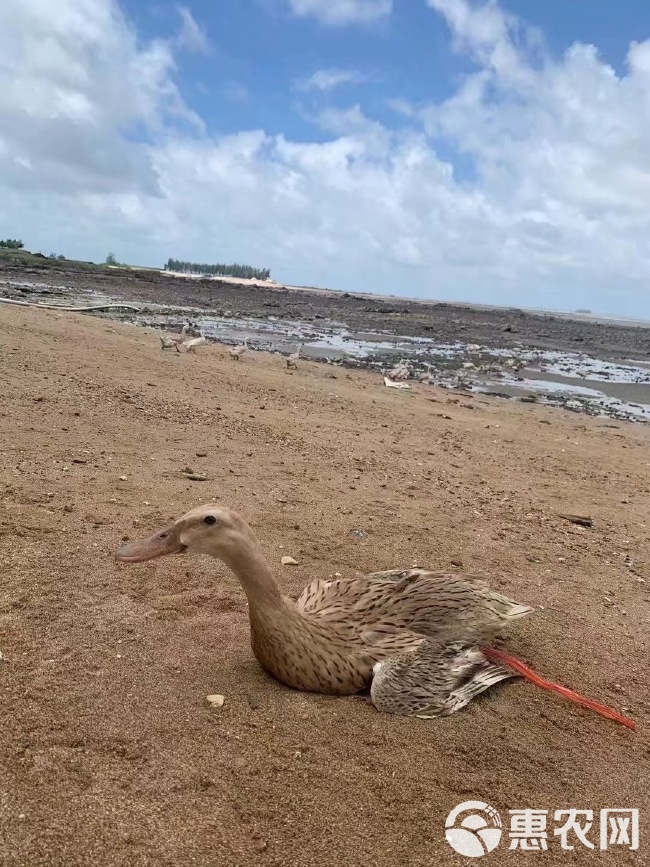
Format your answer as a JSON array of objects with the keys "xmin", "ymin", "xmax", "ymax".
[{"xmin": 482, "ymin": 647, "xmax": 636, "ymax": 732}]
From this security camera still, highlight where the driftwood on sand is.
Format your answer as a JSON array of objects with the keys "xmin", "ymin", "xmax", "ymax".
[{"xmin": 0, "ymin": 298, "xmax": 140, "ymax": 313}]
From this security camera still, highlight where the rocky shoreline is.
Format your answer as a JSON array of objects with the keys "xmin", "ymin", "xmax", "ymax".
[{"xmin": 3, "ymin": 255, "xmax": 650, "ymax": 360}]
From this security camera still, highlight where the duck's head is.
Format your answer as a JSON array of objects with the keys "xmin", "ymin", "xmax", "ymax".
[{"xmin": 115, "ymin": 504, "xmax": 248, "ymax": 563}]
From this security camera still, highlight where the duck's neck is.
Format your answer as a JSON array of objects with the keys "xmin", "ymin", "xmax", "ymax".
[{"xmin": 218, "ymin": 535, "xmax": 284, "ymax": 612}]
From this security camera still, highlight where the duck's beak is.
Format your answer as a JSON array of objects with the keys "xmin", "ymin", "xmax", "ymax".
[{"xmin": 115, "ymin": 524, "xmax": 187, "ymax": 563}]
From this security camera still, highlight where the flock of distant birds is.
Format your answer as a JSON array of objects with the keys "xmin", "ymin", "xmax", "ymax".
[
  {"xmin": 158, "ymin": 321, "xmax": 303, "ymax": 368},
  {"xmin": 159, "ymin": 327, "xmax": 637, "ymax": 395},
  {"xmin": 157, "ymin": 320, "xmax": 538, "ymax": 384}
]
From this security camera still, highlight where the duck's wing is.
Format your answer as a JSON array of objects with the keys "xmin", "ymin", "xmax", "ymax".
[
  {"xmin": 295, "ymin": 569, "xmax": 533, "ymax": 643},
  {"xmin": 294, "ymin": 575, "xmax": 418, "ymax": 654},
  {"xmin": 370, "ymin": 639, "xmax": 517, "ymax": 718},
  {"xmin": 295, "ymin": 569, "xmax": 472, "ymax": 613},
  {"xmin": 294, "ymin": 573, "xmax": 380, "ymax": 614},
  {"xmin": 294, "ymin": 577, "xmax": 340, "ymax": 613}
]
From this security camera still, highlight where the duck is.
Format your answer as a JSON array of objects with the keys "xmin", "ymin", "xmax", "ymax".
[
  {"xmin": 159, "ymin": 335, "xmax": 180, "ymax": 351},
  {"xmin": 115, "ymin": 504, "xmax": 635, "ymax": 728},
  {"xmin": 386, "ymin": 361, "xmax": 410, "ymax": 382},
  {"xmin": 228, "ymin": 338, "xmax": 249, "ymax": 361},
  {"xmin": 418, "ymin": 364, "xmax": 434, "ymax": 384},
  {"xmin": 181, "ymin": 334, "xmax": 207, "ymax": 353},
  {"xmin": 285, "ymin": 343, "xmax": 303, "ymax": 369},
  {"xmin": 159, "ymin": 322, "xmax": 192, "ymax": 351}
]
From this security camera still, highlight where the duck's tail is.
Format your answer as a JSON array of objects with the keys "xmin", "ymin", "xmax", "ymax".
[{"xmin": 482, "ymin": 646, "xmax": 636, "ymax": 731}]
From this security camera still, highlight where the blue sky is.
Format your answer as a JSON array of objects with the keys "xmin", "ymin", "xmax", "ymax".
[
  {"xmin": 1, "ymin": 0, "xmax": 650, "ymax": 316},
  {"xmin": 127, "ymin": 1, "xmax": 650, "ymax": 142}
]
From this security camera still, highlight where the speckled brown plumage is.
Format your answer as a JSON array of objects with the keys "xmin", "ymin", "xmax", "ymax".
[
  {"xmin": 115, "ymin": 504, "xmax": 534, "ymax": 717},
  {"xmin": 370, "ymin": 640, "xmax": 516, "ymax": 718}
]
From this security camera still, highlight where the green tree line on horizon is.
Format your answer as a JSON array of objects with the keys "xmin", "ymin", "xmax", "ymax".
[{"xmin": 164, "ymin": 258, "xmax": 271, "ymax": 281}]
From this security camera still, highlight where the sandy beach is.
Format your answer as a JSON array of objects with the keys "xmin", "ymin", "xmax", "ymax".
[{"xmin": 1, "ymin": 305, "xmax": 648, "ymax": 866}]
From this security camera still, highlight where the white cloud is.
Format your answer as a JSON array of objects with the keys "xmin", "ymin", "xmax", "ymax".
[
  {"xmin": 176, "ymin": 6, "xmax": 210, "ymax": 55},
  {"xmin": 0, "ymin": 0, "xmax": 202, "ymax": 198},
  {"xmin": 420, "ymin": 0, "xmax": 650, "ymax": 292},
  {"xmin": 286, "ymin": 0, "xmax": 392, "ymax": 27},
  {"xmin": 1, "ymin": 0, "xmax": 650, "ymax": 315},
  {"xmin": 296, "ymin": 68, "xmax": 367, "ymax": 92},
  {"xmin": 427, "ymin": 0, "xmax": 535, "ymax": 80}
]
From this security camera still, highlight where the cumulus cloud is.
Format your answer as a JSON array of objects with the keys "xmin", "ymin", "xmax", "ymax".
[
  {"xmin": 0, "ymin": 0, "xmax": 202, "ymax": 199},
  {"xmin": 422, "ymin": 0, "xmax": 650, "ymax": 294},
  {"xmin": 1, "ymin": 0, "xmax": 650, "ymax": 314},
  {"xmin": 286, "ymin": 0, "xmax": 392, "ymax": 27},
  {"xmin": 176, "ymin": 6, "xmax": 210, "ymax": 55},
  {"xmin": 427, "ymin": 0, "xmax": 537, "ymax": 79},
  {"xmin": 296, "ymin": 68, "xmax": 367, "ymax": 92}
]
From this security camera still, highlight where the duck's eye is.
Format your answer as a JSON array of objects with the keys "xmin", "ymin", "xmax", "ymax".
[{"xmin": 203, "ymin": 515, "xmax": 217, "ymax": 526}]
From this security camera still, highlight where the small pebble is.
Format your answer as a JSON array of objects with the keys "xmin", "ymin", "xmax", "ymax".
[
  {"xmin": 206, "ymin": 694, "xmax": 225, "ymax": 707},
  {"xmin": 281, "ymin": 556, "xmax": 299, "ymax": 566},
  {"xmin": 119, "ymin": 475, "xmax": 128, "ymax": 481}
]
